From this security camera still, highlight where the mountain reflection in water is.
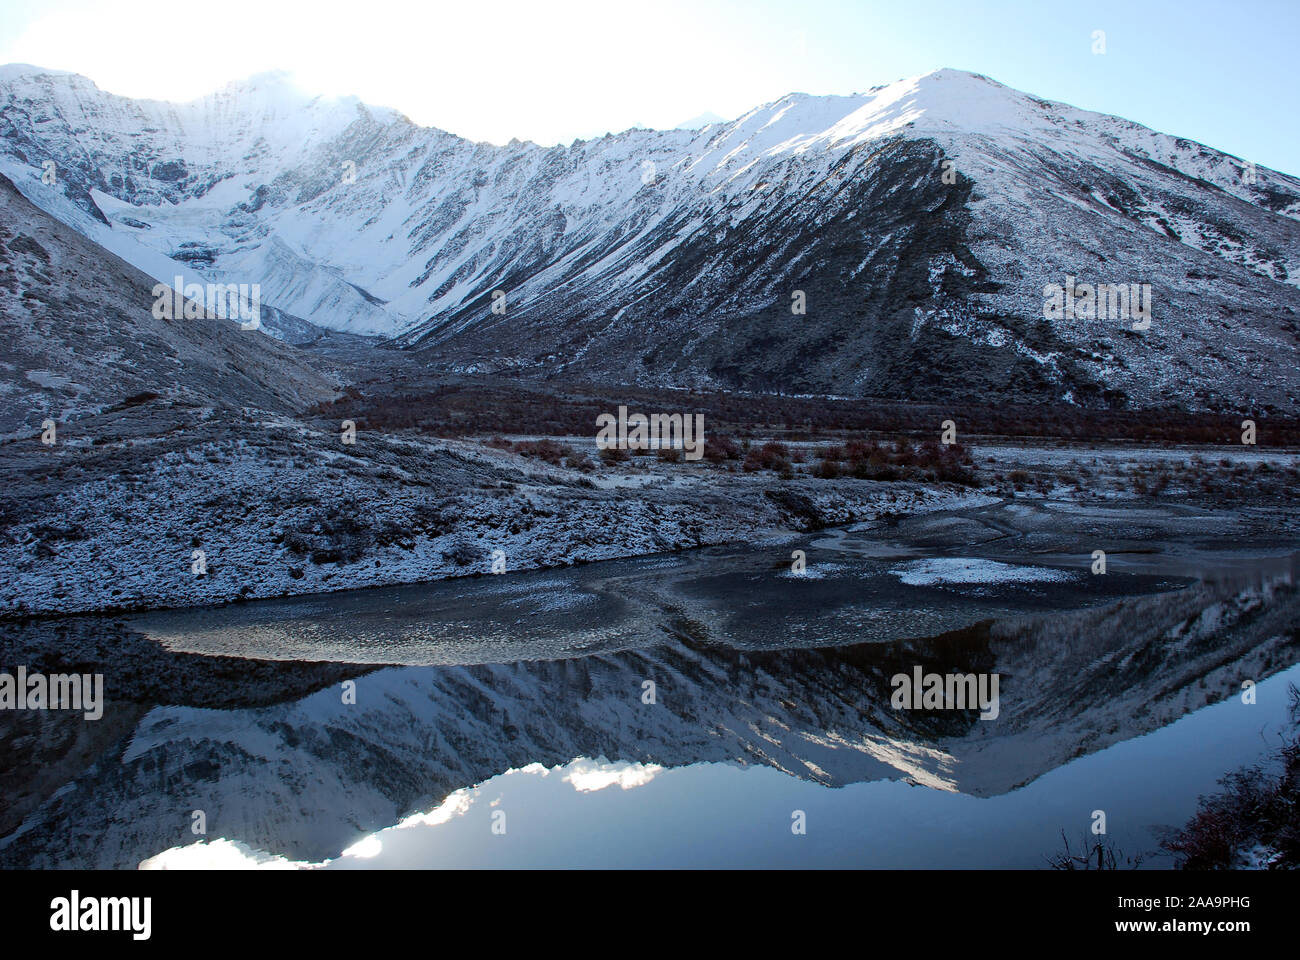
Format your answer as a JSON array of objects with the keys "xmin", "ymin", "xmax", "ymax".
[{"xmin": 2, "ymin": 502, "xmax": 1298, "ymax": 869}]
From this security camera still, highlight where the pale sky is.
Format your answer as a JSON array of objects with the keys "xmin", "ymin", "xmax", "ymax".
[{"xmin": 1, "ymin": 0, "xmax": 1297, "ymax": 174}]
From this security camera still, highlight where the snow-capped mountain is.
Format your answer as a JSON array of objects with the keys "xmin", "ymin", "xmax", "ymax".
[
  {"xmin": 3, "ymin": 64, "xmax": 1299, "ymax": 409},
  {"xmin": 0, "ymin": 171, "xmax": 337, "ymax": 436}
]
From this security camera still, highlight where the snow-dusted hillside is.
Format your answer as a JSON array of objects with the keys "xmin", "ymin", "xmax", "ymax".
[
  {"xmin": 2, "ymin": 65, "xmax": 1299, "ymax": 408},
  {"xmin": 0, "ymin": 172, "xmax": 338, "ymax": 437}
]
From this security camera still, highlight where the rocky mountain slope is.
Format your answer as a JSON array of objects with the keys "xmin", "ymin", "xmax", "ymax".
[
  {"xmin": 0, "ymin": 172, "xmax": 338, "ymax": 438},
  {"xmin": 3, "ymin": 65, "xmax": 1299, "ymax": 410}
]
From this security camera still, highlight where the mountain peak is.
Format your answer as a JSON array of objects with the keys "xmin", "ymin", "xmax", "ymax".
[
  {"xmin": 4, "ymin": 58, "xmax": 1299, "ymax": 417},
  {"xmin": 0, "ymin": 63, "xmax": 96, "ymax": 89},
  {"xmin": 0, "ymin": 63, "xmax": 80, "ymax": 80}
]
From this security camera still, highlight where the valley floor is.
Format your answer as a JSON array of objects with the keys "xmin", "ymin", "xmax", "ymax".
[{"xmin": 2, "ymin": 399, "xmax": 1298, "ymax": 617}]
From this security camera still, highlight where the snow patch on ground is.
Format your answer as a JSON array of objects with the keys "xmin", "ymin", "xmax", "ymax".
[{"xmin": 891, "ymin": 557, "xmax": 1075, "ymax": 586}]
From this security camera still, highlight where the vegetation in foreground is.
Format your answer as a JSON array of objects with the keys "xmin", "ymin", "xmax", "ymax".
[{"xmin": 1160, "ymin": 684, "xmax": 1300, "ymax": 870}]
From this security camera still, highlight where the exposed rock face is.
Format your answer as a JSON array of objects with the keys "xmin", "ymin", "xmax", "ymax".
[
  {"xmin": 0, "ymin": 172, "xmax": 338, "ymax": 437},
  {"xmin": 3, "ymin": 65, "xmax": 1298, "ymax": 409}
]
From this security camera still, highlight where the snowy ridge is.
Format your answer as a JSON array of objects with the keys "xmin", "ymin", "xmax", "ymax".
[{"xmin": 3, "ymin": 65, "xmax": 1300, "ymax": 407}]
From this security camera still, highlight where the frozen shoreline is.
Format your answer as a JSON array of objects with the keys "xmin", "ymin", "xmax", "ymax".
[{"xmin": 3, "ymin": 421, "xmax": 1298, "ymax": 619}]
